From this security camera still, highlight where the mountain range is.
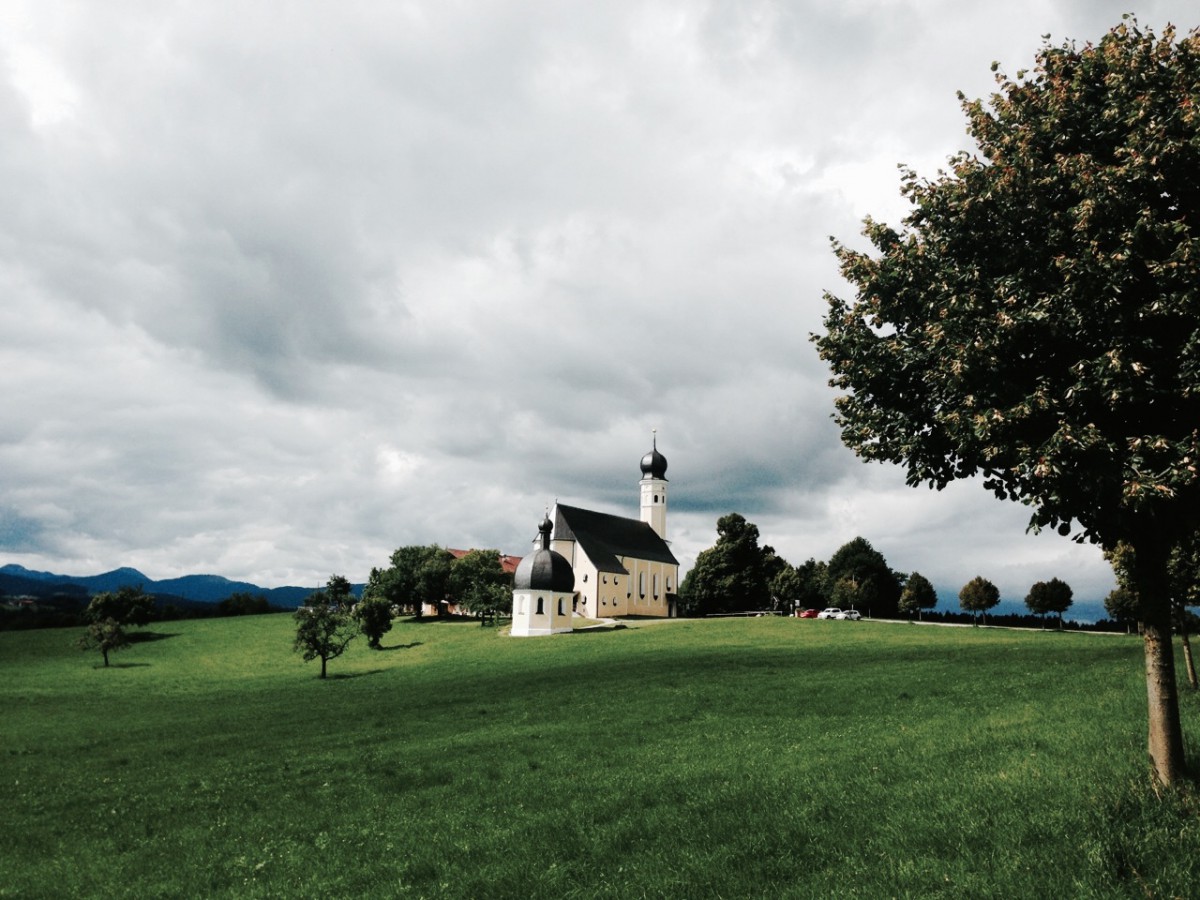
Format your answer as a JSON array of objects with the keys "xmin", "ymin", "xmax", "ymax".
[{"xmin": 0, "ymin": 564, "xmax": 325, "ymax": 608}]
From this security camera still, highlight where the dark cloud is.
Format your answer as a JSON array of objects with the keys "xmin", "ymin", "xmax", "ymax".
[{"xmin": 1, "ymin": 1, "xmax": 1190, "ymax": 598}]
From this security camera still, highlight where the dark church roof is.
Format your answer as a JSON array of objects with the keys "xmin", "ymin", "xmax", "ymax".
[
  {"xmin": 639, "ymin": 438, "xmax": 668, "ymax": 480},
  {"xmin": 553, "ymin": 503, "xmax": 678, "ymax": 574},
  {"xmin": 514, "ymin": 515, "xmax": 575, "ymax": 592}
]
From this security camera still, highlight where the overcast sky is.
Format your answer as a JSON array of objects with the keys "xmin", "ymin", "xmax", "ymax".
[{"xmin": 2, "ymin": 2, "xmax": 1195, "ymax": 609}]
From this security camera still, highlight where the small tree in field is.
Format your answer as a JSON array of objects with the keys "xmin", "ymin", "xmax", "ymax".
[
  {"xmin": 353, "ymin": 593, "xmax": 393, "ymax": 649},
  {"xmin": 959, "ymin": 577, "xmax": 1000, "ymax": 626},
  {"xmin": 898, "ymin": 572, "xmax": 938, "ymax": 621},
  {"xmin": 293, "ymin": 575, "xmax": 358, "ymax": 678},
  {"xmin": 1025, "ymin": 578, "xmax": 1074, "ymax": 629},
  {"xmin": 814, "ymin": 20, "xmax": 1200, "ymax": 784},
  {"xmin": 77, "ymin": 617, "xmax": 130, "ymax": 667}
]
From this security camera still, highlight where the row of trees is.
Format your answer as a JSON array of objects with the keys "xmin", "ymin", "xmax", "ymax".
[
  {"xmin": 292, "ymin": 548, "xmax": 514, "ymax": 678},
  {"xmin": 679, "ymin": 513, "xmax": 1083, "ymax": 628},
  {"xmin": 362, "ymin": 546, "xmax": 511, "ymax": 619},
  {"xmin": 678, "ymin": 514, "xmax": 908, "ymax": 619}
]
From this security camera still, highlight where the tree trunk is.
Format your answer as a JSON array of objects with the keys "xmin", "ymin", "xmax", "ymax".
[
  {"xmin": 1180, "ymin": 626, "xmax": 1198, "ymax": 691},
  {"xmin": 320, "ymin": 655, "xmax": 328, "ymax": 679},
  {"xmin": 1133, "ymin": 540, "xmax": 1188, "ymax": 785},
  {"xmin": 102, "ymin": 648, "xmax": 110, "ymax": 667}
]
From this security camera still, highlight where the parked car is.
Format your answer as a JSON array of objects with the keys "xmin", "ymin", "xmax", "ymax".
[
  {"xmin": 798, "ymin": 608, "xmax": 819, "ymax": 618},
  {"xmin": 835, "ymin": 610, "xmax": 863, "ymax": 621},
  {"xmin": 816, "ymin": 608, "xmax": 842, "ymax": 619}
]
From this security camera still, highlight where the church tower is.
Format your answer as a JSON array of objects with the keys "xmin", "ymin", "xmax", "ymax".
[{"xmin": 639, "ymin": 431, "xmax": 668, "ymax": 540}]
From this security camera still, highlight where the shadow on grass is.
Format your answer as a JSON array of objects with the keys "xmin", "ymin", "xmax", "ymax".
[
  {"xmin": 128, "ymin": 631, "xmax": 180, "ymax": 644},
  {"xmin": 571, "ymin": 624, "xmax": 629, "ymax": 635},
  {"xmin": 377, "ymin": 641, "xmax": 423, "ymax": 651},
  {"xmin": 327, "ymin": 669, "xmax": 386, "ymax": 680},
  {"xmin": 94, "ymin": 662, "xmax": 151, "ymax": 669}
]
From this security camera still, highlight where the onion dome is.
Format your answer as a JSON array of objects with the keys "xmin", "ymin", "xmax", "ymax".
[
  {"xmin": 514, "ymin": 514, "xmax": 575, "ymax": 592},
  {"xmin": 639, "ymin": 433, "xmax": 668, "ymax": 480}
]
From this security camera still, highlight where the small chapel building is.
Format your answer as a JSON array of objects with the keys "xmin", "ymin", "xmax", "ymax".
[
  {"xmin": 546, "ymin": 436, "xmax": 680, "ymax": 620},
  {"xmin": 510, "ymin": 514, "xmax": 577, "ymax": 636}
]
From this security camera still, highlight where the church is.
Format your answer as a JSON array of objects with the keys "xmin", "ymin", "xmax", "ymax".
[{"xmin": 511, "ymin": 435, "xmax": 680, "ymax": 635}]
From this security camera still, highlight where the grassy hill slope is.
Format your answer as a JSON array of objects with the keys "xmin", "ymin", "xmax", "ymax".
[{"xmin": 2, "ymin": 617, "xmax": 1198, "ymax": 897}]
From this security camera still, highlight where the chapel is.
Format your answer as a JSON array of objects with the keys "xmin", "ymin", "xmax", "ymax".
[{"xmin": 546, "ymin": 435, "xmax": 680, "ymax": 620}]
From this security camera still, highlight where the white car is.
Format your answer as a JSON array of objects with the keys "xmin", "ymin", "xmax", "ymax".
[
  {"xmin": 816, "ymin": 607, "xmax": 842, "ymax": 619},
  {"xmin": 835, "ymin": 609, "xmax": 862, "ymax": 621}
]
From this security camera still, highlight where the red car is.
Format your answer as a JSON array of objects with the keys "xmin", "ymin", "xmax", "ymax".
[{"xmin": 797, "ymin": 608, "xmax": 819, "ymax": 618}]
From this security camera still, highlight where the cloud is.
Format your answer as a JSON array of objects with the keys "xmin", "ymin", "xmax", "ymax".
[{"xmin": 1, "ymin": 0, "xmax": 1191, "ymax": 601}]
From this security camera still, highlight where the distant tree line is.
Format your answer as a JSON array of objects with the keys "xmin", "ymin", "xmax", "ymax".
[
  {"xmin": 3, "ymin": 586, "xmax": 291, "ymax": 632},
  {"xmin": 677, "ymin": 512, "xmax": 1197, "ymax": 635}
]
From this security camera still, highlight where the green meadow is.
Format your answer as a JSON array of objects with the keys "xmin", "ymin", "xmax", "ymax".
[{"xmin": 2, "ymin": 616, "xmax": 1199, "ymax": 898}]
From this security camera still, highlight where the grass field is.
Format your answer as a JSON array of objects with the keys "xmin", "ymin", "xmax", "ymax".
[{"xmin": 2, "ymin": 615, "xmax": 1199, "ymax": 898}]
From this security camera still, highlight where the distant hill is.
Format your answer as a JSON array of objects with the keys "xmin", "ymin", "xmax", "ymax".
[{"xmin": 0, "ymin": 564, "xmax": 357, "ymax": 609}]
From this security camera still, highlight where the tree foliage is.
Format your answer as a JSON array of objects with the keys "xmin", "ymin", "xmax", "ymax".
[
  {"xmin": 824, "ymin": 537, "xmax": 901, "ymax": 617},
  {"xmin": 813, "ymin": 19, "xmax": 1200, "ymax": 784},
  {"xmin": 370, "ymin": 545, "xmax": 454, "ymax": 617},
  {"xmin": 1025, "ymin": 578, "xmax": 1074, "ymax": 628},
  {"xmin": 959, "ymin": 576, "xmax": 1000, "ymax": 625},
  {"xmin": 898, "ymin": 571, "xmax": 938, "ymax": 620},
  {"xmin": 680, "ymin": 513, "xmax": 772, "ymax": 616},
  {"xmin": 293, "ymin": 575, "xmax": 358, "ymax": 678},
  {"xmin": 85, "ymin": 586, "xmax": 155, "ymax": 628},
  {"xmin": 448, "ymin": 549, "xmax": 512, "ymax": 617},
  {"xmin": 793, "ymin": 559, "xmax": 831, "ymax": 611},
  {"xmin": 353, "ymin": 593, "xmax": 393, "ymax": 649},
  {"xmin": 218, "ymin": 592, "xmax": 271, "ymax": 616}
]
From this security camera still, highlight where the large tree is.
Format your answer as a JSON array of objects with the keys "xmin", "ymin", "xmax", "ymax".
[
  {"xmin": 824, "ymin": 537, "xmax": 902, "ymax": 618},
  {"xmin": 370, "ymin": 545, "xmax": 454, "ymax": 617},
  {"xmin": 448, "ymin": 549, "xmax": 513, "ymax": 619},
  {"xmin": 1025, "ymin": 578, "xmax": 1074, "ymax": 629},
  {"xmin": 813, "ymin": 20, "xmax": 1200, "ymax": 784},
  {"xmin": 680, "ymin": 513, "xmax": 771, "ymax": 616}
]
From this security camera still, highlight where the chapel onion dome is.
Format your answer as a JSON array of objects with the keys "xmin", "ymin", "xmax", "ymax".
[
  {"xmin": 640, "ymin": 438, "xmax": 668, "ymax": 481},
  {"xmin": 514, "ymin": 515, "xmax": 575, "ymax": 593}
]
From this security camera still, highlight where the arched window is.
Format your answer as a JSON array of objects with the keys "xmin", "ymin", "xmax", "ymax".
[
  {"xmin": 536, "ymin": 597, "xmax": 544, "ymax": 615},
  {"xmin": 653, "ymin": 573, "xmax": 660, "ymax": 599},
  {"xmin": 639, "ymin": 572, "xmax": 646, "ymax": 598},
  {"xmin": 557, "ymin": 598, "xmax": 564, "ymax": 616}
]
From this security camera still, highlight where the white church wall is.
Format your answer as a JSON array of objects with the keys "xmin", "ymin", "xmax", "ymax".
[{"xmin": 511, "ymin": 589, "xmax": 573, "ymax": 636}]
